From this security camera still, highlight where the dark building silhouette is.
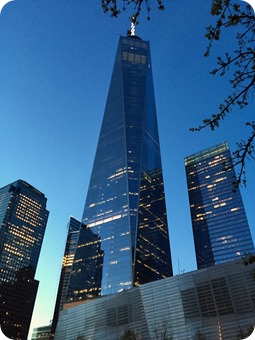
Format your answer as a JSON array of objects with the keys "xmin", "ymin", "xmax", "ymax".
[
  {"xmin": 0, "ymin": 180, "xmax": 49, "ymax": 339},
  {"xmin": 185, "ymin": 142, "xmax": 254, "ymax": 269},
  {"xmin": 71, "ymin": 34, "xmax": 173, "ymax": 302}
]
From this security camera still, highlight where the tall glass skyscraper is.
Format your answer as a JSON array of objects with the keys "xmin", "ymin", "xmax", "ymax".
[
  {"xmin": 51, "ymin": 217, "xmax": 80, "ymax": 337},
  {"xmin": 67, "ymin": 35, "xmax": 172, "ymax": 304},
  {"xmin": 0, "ymin": 180, "xmax": 49, "ymax": 339},
  {"xmin": 185, "ymin": 142, "xmax": 254, "ymax": 269}
]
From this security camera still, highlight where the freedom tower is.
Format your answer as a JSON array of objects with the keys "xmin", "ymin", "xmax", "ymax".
[{"xmin": 66, "ymin": 34, "xmax": 172, "ymax": 305}]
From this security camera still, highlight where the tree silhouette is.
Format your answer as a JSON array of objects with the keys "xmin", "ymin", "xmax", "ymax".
[
  {"xmin": 191, "ymin": 0, "xmax": 255, "ymax": 189},
  {"xmin": 194, "ymin": 330, "xmax": 206, "ymax": 340},
  {"xmin": 101, "ymin": 0, "xmax": 164, "ymax": 24},
  {"xmin": 120, "ymin": 328, "xmax": 139, "ymax": 340},
  {"xmin": 236, "ymin": 324, "xmax": 254, "ymax": 339},
  {"xmin": 153, "ymin": 320, "xmax": 172, "ymax": 340}
]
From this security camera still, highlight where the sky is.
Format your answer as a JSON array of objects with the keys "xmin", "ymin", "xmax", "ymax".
[{"xmin": 1, "ymin": 0, "xmax": 254, "ymax": 338}]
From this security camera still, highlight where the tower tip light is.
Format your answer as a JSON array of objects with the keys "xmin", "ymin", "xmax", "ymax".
[{"xmin": 131, "ymin": 15, "xmax": 135, "ymax": 36}]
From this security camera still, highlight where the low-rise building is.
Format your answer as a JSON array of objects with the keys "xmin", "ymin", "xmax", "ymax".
[{"xmin": 55, "ymin": 259, "xmax": 255, "ymax": 339}]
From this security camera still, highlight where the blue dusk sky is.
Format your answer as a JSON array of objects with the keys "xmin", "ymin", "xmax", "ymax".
[{"xmin": 1, "ymin": 0, "xmax": 254, "ymax": 338}]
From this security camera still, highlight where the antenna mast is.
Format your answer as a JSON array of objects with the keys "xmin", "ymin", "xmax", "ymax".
[{"xmin": 130, "ymin": 15, "xmax": 136, "ymax": 36}]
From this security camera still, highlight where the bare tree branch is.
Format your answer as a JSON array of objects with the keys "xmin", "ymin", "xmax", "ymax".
[
  {"xmin": 101, "ymin": 0, "xmax": 164, "ymax": 23},
  {"xmin": 191, "ymin": 0, "xmax": 255, "ymax": 188},
  {"xmin": 224, "ymin": 121, "xmax": 255, "ymax": 190}
]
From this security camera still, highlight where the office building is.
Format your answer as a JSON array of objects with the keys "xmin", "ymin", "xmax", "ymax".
[
  {"xmin": 51, "ymin": 217, "xmax": 80, "ymax": 337},
  {"xmin": 0, "ymin": 180, "xmax": 49, "ymax": 339},
  {"xmin": 32, "ymin": 324, "xmax": 51, "ymax": 340},
  {"xmin": 55, "ymin": 259, "xmax": 255, "ymax": 340},
  {"xmin": 66, "ymin": 34, "xmax": 173, "ymax": 305},
  {"xmin": 185, "ymin": 142, "xmax": 254, "ymax": 269},
  {"xmin": 65, "ymin": 222, "xmax": 103, "ymax": 305}
]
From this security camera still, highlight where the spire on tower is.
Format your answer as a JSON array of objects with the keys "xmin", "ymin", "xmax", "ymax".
[{"xmin": 130, "ymin": 15, "xmax": 136, "ymax": 36}]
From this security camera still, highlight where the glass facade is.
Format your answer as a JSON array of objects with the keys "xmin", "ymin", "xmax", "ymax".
[
  {"xmin": 185, "ymin": 142, "xmax": 254, "ymax": 269},
  {"xmin": 68, "ymin": 35, "xmax": 172, "ymax": 303},
  {"xmin": 65, "ymin": 223, "xmax": 103, "ymax": 304},
  {"xmin": 55, "ymin": 259, "xmax": 255, "ymax": 340},
  {"xmin": 0, "ymin": 180, "xmax": 49, "ymax": 339},
  {"xmin": 32, "ymin": 324, "xmax": 51, "ymax": 340},
  {"xmin": 51, "ymin": 217, "xmax": 80, "ymax": 337}
]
